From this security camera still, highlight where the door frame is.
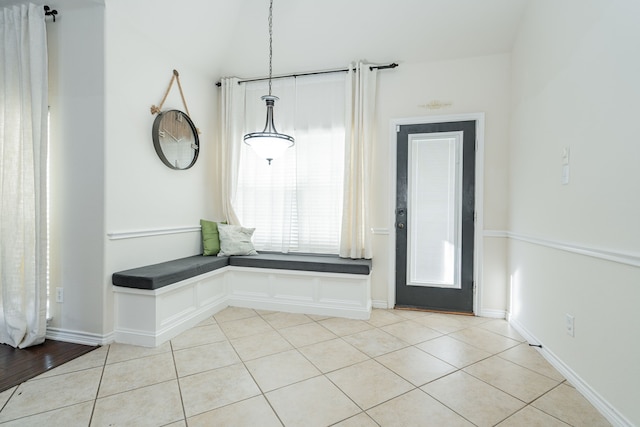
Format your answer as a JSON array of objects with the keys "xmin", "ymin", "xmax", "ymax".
[{"xmin": 388, "ymin": 113, "xmax": 485, "ymax": 315}]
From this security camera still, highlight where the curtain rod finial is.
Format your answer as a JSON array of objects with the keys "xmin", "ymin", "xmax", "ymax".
[{"xmin": 44, "ymin": 5, "xmax": 58, "ymax": 22}]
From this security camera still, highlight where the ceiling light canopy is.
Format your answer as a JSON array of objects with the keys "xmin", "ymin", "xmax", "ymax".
[{"xmin": 243, "ymin": 0, "xmax": 294, "ymax": 165}]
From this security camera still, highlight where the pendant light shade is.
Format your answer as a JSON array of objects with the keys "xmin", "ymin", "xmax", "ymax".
[
  {"xmin": 243, "ymin": 0, "xmax": 294, "ymax": 164},
  {"xmin": 244, "ymin": 95, "xmax": 294, "ymax": 165}
]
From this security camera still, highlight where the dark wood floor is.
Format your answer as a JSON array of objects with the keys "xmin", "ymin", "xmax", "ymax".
[{"xmin": 0, "ymin": 340, "xmax": 97, "ymax": 393}]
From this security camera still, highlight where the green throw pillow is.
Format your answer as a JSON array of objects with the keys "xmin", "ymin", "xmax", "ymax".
[{"xmin": 200, "ymin": 219, "xmax": 224, "ymax": 256}]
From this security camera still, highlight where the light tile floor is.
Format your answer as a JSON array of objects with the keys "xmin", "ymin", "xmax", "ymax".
[{"xmin": 0, "ymin": 308, "xmax": 612, "ymax": 426}]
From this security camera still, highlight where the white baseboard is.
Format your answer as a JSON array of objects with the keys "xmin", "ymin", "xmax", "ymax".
[
  {"xmin": 370, "ymin": 300, "xmax": 503, "ymax": 316},
  {"xmin": 372, "ymin": 300, "xmax": 390, "ymax": 309},
  {"xmin": 114, "ymin": 297, "xmax": 229, "ymax": 348},
  {"xmin": 508, "ymin": 318, "xmax": 634, "ymax": 427},
  {"xmin": 476, "ymin": 308, "xmax": 506, "ymax": 319},
  {"xmin": 46, "ymin": 328, "xmax": 108, "ymax": 346}
]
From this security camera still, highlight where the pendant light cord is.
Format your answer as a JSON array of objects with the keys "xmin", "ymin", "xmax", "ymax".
[
  {"xmin": 242, "ymin": 0, "xmax": 295, "ymax": 164},
  {"xmin": 268, "ymin": 0, "xmax": 273, "ymax": 96}
]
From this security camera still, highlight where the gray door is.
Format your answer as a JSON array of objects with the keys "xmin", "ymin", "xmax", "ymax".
[{"xmin": 395, "ymin": 121, "xmax": 475, "ymax": 313}]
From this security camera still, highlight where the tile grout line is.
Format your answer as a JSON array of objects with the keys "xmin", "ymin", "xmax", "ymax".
[
  {"xmin": 0, "ymin": 384, "xmax": 19, "ymax": 414},
  {"xmin": 216, "ymin": 310, "xmax": 287, "ymax": 427},
  {"xmin": 178, "ymin": 316, "xmax": 573, "ymax": 427},
  {"xmin": 169, "ymin": 339, "xmax": 189, "ymax": 426},
  {"xmin": 256, "ymin": 310, "xmax": 345, "ymax": 424},
  {"xmin": 367, "ymin": 315, "xmax": 547, "ymax": 426},
  {"xmin": 417, "ymin": 330, "xmax": 533, "ymax": 425},
  {"xmin": 327, "ymin": 314, "xmax": 484, "ymax": 425},
  {"xmin": 0, "ymin": 315, "xmax": 443, "ymax": 422},
  {"xmin": 494, "ymin": 348, "xmax": 567, "ymax": 383},
  {"xmin": 402, "ymin": 343, "xmax": 520, "ymax": 427},
  {"xmin": 0, "ymin": 309, "xmax": 598, "ymax": 426},
  {"xmin": 86, "ymin": 344, "xmax": 111, "ymax": 425},
  {"xmin": 316, "ymin": 315, "xmax": 456, "ymax": 422},
  {"xmin": 526, "ymin": 381, "xmax": 578, "ymax": 426},
  {"xmin": 249, "ymin": 311, "xmax": 389, "ymax": 424},
  {"xmin": 0, "ymin": 347, "xmax": 110, "ymax": 425},
  {"xmin": 265, "ymin": 313, "xmax": 398, "ymax": 425},
  {"xmin": 179, "ymin": 314, "xmax": 585, "ymax": 426}
]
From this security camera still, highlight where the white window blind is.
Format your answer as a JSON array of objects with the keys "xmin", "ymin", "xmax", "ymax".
[
  {"xmin": 407, "ymin": 132, "xmax": 463, "ymax": 288},
  {"xmin": 234, "ymin": 73, "xmax": 346, "ymax": 254}
]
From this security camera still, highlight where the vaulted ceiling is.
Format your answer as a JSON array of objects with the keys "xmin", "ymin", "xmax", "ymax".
[
  {"xmin": 127, "ymin": 0, "xmax": 530, "ymax": 79},
  {"xmin": 2, "ymin": 0, "xmax": 530, "ymax": 79}
]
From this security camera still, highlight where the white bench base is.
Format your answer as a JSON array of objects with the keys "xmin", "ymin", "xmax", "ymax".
[{"xmin": 113, "ymin": 266, "xmax": 371, "ymax": 347}]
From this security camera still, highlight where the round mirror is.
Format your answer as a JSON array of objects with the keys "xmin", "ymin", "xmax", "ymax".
[{"xmin": 152, "ymin": 110, "xmax": 199, "ymax": 170}]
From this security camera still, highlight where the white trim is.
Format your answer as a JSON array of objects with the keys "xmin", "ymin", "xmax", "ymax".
[
  {"xmin": 482, "ymin": 230, "xmax": 640, "ymax": 267},
  {"xmin": 508, "ymin": 231, "xmax": 640, "ymax": 268},
  {"xmin": 226, "ymin": 266, "xmax": 371, "ymax": 320},
  {"xmin": 477, "ymin": 308, "xmax": 506, "ymax": 319},
  {"xmin": 107, "ymin": 226, "xmax": 201, "ymax": 241},
  {"xmin": 372, "ymin": 299, "xmax": 390, "ymax": 309},
  {"xmin": 46, "ymin": 327, "xmax": 109, "ymax": 346},
  {"xmin": 113, "ymin": 268, "xmax": 229, "ymax": 347},
  {"xmin": 388, "ymin": 113, "xmax": 485, "ymax": 314},
  {"xmin": 508, "ymin": 317, "xmax": 634, "ymax": 427},
  {"xmin": 371, "ymin": 228, "xmax": 390, "ymax": 235},
  {"xmin": 113, "ymin": 266, "xmax": 372, "ymax": 347},
  {"xmin": 483, "ymin": 229, "xmax": 509, "ymax": 238}
]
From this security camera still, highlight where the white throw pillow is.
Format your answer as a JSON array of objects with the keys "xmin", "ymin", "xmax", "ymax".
[{"xmin": 217, "ymin": 224, "xmax": 258, "ymax": 256}]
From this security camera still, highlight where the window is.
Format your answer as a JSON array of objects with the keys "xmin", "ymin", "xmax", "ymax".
[
  {"xmin": 407, "ymin": 132, "xmax": 463, "ymax": 288},
  {"xmin": 234, "ymin": 73, "xmax": 346, "ymax": 254}
]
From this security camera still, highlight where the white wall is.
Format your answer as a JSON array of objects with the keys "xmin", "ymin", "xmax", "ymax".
[
  {"xmin": 48, "ymin": 1, "xmax": 512, "ymax": 342},
  {"xmin": 46, "ymin": 0, "xmax": 218, "ymax": 340},
  {"xmin": 44, "ymin": 0, "xmax": 638, "ymax": 423},
  {"xmin": 102, "ymin": 1, "xmax": 218, "ymax": 336},
  {"xmin": 508, "ymin": 0, "xmax": 640, "ymax": 425},
  {"xmin": 47, "ymin": 3, "xmax": 106, "ymax": 339},
  {"xmin": 372, "ymin": 53, "xmax": 512, "ymax": 315}
]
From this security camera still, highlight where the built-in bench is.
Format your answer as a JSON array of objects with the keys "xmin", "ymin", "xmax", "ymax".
[{"xmin": 112, "ymin": 253, "xmax": 372, "ymax": 347}]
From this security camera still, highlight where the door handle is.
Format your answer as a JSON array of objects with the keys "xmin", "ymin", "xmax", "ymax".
[{"xmin": 396, "ymin": 208, "xmax": 406, "ymax": 230}]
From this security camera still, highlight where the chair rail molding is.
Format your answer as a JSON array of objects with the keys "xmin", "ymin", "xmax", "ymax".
[
  {"xmin": 107, "ymin": 226, "xmax": 201, "ymax": 241},
  {"xmin": 507, "ymin": 231, "xmax": 640, "ymax": 268},
  {"xmin": 483, "ymin": 229, "xmax": 509, "ymax": 238}
]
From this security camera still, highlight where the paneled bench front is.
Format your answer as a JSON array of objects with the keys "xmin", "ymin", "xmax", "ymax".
[{"xmin": 112, "ymin": 253, "xmax": 372, "ymax": 347}]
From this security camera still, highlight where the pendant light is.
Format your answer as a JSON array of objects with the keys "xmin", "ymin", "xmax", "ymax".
[{"xmin": 244, "ymin": 0, "xmax": 294, "ymax": 165}]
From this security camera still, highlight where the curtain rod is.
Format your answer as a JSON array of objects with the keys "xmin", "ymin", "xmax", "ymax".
[
  {"xmin": 215, "ymin": 62, "xmax": 398, "ymax": 87},
  {"xmin": 44, "ymin": 5, "xmax": 58, "ymax": 22}
]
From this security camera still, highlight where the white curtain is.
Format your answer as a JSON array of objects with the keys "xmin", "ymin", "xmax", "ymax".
[
  {"xmin": 235, "ymin": 74, "xmax": 346, "ymax": 253},
  {"xmin": 340, "ymin": 62, "xmax": 377, "ymax": 259},
  {"xmin": 0, "ymin": 4, "xmax": 49, "ymax": 348},
  {"xmin": 218, "ymin": 77, "xmax": 245, "ymax": 225}
]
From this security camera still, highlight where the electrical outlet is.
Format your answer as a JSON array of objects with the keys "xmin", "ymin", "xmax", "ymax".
[
  {"xmin": 565, "ymin": 313, "xmax": 575, "ymax": 337},
  {"xmin": 56, "ymin": 287, "xmax": 63, "ymax": 303}
]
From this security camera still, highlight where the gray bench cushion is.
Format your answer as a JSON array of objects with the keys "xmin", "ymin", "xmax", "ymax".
[
  {"xmin": 112, "ymin": 253, "xmax": 372, "ymax": 290},
  {"xmin": 230, "ymin": 252, "xmax": 372, "ymax": 275},
  {"xmin": 112, "ymin": 255, "xmax": 229, "ymax": 290}
]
